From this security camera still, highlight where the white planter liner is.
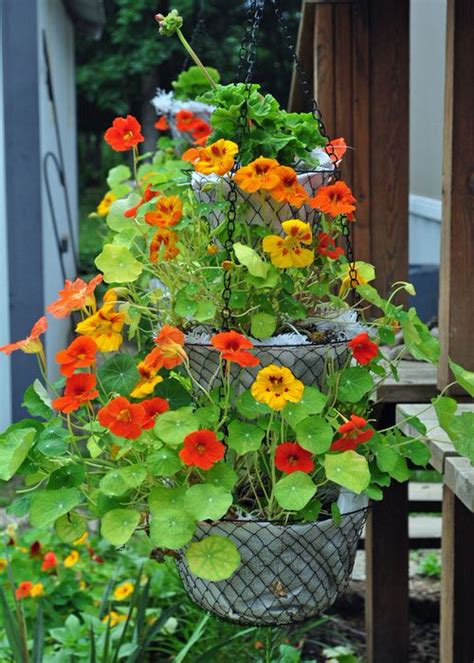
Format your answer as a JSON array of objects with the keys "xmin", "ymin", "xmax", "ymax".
[{"xmin": 177, "ymin": 491, "xmax": 368, "ymax": 625}]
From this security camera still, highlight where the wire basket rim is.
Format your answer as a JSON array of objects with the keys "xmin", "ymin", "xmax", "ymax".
[
  {"xmin": 192, "ymin": 506, "xmax": 370, "ymax": 528},
  {"xmin": 185, "ymin": 337, "xmax": 350, "ymax": 350}
]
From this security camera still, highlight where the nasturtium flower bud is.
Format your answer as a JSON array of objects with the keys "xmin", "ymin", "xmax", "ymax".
[{"xmin": 155, "ymin": 10, "xmax": 183, "ymax": 36}]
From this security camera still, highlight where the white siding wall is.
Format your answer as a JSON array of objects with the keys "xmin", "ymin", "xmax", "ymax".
[
  {"xmin": 0, "ymin": 12, "xmax": 12, "ymax": 429},
  {"xmin": 38, "ymin": 0, "xmax": 78, "ymax": 376}
]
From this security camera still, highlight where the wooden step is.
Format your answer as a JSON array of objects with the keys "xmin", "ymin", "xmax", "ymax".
[{"xmin": 361, "ymin": 515, "xmax": 441, "ymax": 550}]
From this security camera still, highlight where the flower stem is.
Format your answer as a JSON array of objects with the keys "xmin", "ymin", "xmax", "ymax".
[{"xmin": 176, "ymin": 28, "xmax": 217, "ymax": 89}]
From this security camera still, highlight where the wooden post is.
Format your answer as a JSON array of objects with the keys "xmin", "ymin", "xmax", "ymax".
[
  {"xmin": 290, "ymin": 0, "xmax": 409, "ymax": 297},
  {"xmin": 440, "ymin": 485, "xmax": 474, "ymax": 663},
  {"xmin": 438, "ymin": 0, "xmax": 474, "ymax": 391},
  {"xmin": 365, "ymin": 481, "xmax": 409, "ymax": 663}
]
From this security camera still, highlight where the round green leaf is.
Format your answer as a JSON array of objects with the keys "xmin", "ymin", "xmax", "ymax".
[
  {"xmin": 0, "ymin": 427, "xmax": 36, "ymax": 480},
  {"xmin": 175, "ymin": 290, "xmax": 198, "ymax": 318},
  {"xmin": 236, "ymin": 389, "xmax": 271, "ymax": 419},
  {"xmin": 150, "ymin": 508, "xmax": 196, "ymax": 550},
  {"xmin": 149, "ymin": 486, "xmax": 186, "ymax": 512},
  {"xmin": 275, "ymin": 472, "xmax": 316, "ymax": 511},
  {"xmin": 227, "ymin": 420, "xmax": 264, "ymax": 455},
  {"xmin": 99, "ymin": 464, "xmax": 146, "ymax": 497},
  {"xmin": 295, "ymin": 416, "xmax": 334, "ymax": 454},
  {"xmin": 154, "ymin": 379, "xmax": 192, "ymax": 409},
  {"xmin": 274, "ymin": 472, "xmax": 316, "ymax": 511},
  {"xmin": 106, "ymin": 195, "xmax": 139, "ymax": 232},
  {"xmin": 203, "ymin": 463, "xmax": 237, "ymax": 491},
  {"xmin": 95, "ymin": 244, "xmax": 143, "ymax": 283},
  {"xmin": 97, "ymin": 354, "xmax": 140, "ymax": 396},
  {"xmin": 282, "ymin": 386, "xmax": 327, "ymax": 426},
  {"xmin": 48, "ymin": 464, "xmax": 85, "ymax": 489},
  {"xmin": 184, "ymin": 484, "xmax": 232, "ymax": 521},
  {"xmin": 194, "ymin": 300, "xmax": 217, "ymax": 322},
  {"xmin": 250, "ymin": 312, "xmax": 277, "ymax": 339},
  {"xmin": 54, "ymin": 512, "xmax": 86, "ymax": 543},
  {"xmin": 154, "ymin": 408, "xmax": 200, "ymax": 446},
  {"xmin": 101, "ymin": 508, "xmax": 141, "ymax": 546},
  {"xmin": 324, "ymin": 450, "xmax": 371, "ymax": 494},
  {"xmin": 37, "ymin": 422, "xmax": 69, "ymax": 457},
  {"xmin": 149, "ymin": 448, "xmax": 182, "ymax": 476},
  {"xmin": 30, "ymin": 488, "xmax": 82, "ymax": 528},
  {"xmin": 233, "ymin": 242, "xmax": 269, "ymax": 278},
  {"xmin": 337, "ymin": 367, "xmax": 374, "ymax": 403},
  {"xmin": 186, "ymin": 535, "xmax": 241, "ymax": 581}
]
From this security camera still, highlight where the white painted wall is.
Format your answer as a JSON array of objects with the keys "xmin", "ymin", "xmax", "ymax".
[
  {"xmin": 0, "ymin": 11, "xmax": 12, "ymax": 429},
  {"xmin": 408, "ymin": 0, "xmax": 446, "ymax": 265},
  {"xmin": 38, "ymin": 0, "xmax": 78, "ymax": 376}
]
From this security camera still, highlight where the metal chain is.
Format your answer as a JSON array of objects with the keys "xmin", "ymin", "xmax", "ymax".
[
  {"xmin": 221, "ymin": 0, "xmax": 265, "ymax": 329},
  {"xmin": 341, "ymin": 218, "xmax": 360, "ymax": 292}
]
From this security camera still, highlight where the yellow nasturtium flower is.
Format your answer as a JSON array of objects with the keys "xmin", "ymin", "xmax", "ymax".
[
  {"xmin": 76, "ymin": 290, "xmax": 125, "ymax": 352},
  {"xmin": 263, "ymin": 220, "xmax": 314, "ymax": 269},
  {"xmin": 251, "ymin": 365, "xmax": 304, "ymax": 411},
  {"xmin": 30, "ymin": 583, "xmax": 45, "ymax": 598},
  {"xmin": 64, "ymin": 550, "xmax": 80, "ymax": 568},
  {"xmin": 96, "ymin": 191, "xmax": 116, "ymax": 217}
]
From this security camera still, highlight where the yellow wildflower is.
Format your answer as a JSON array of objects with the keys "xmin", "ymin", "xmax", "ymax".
[
  {"xmin": 113, "ymin": 581, "xmax": 135, "ymax": 601},
  {"xmin": 102, "ymin": 611, "xmax": 127, "ymax": 627},
  {"xmin": 64, "ymin": 550, "xmax": 80, "ymax": 568},
  {"xmin": 30, "ymin": 583, "xmax": 44, "ymax": 598},
  {"xmin": 0, "ymin": 558, "xmax": 7, "ymax": 573},
  {"xmin": 96, "ymin": 191, "xmax": 116, "ymax": 217}
]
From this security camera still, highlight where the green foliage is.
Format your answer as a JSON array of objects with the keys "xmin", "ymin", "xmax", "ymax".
[
  {"xmin": 185, "ymin": 535, "xmax": 241, "ymax": 581},
  {"xmin": 172, "ymin": 66, "xmax": 221, "ymax": 99}
]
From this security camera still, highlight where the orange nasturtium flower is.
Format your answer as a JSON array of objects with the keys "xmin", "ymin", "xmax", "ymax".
[
  {"xmin": 63, "ymin": 550, "xmax": 80, "ymax": 568},
  {"xmin": 175, "ymin": 109, "xmax": 200, "ymax": 132},
  {"xmin": 179, "ymin": 430, "xmax": 225, "ymax": 470},
  {"xmin": 52, "ymin": 373, "xmax": 99, "ymax": 414},
  {"xmin": 211, "ymin": 331, "xmax": 259, "ymax": 368},
  {"xmin": 76, "ymin": 293, "xmax": 125, "ymax": 352},
  {"xmin": 149, "ymin": 229, "xmax": 179, "ymax": 263},
  {"xmin": 325, "ymin": 137, "xmax": 347, "ymax": 164},
  {"xmin": 269, "ymin": 166, "xmax": 309, "ymax": 207},
  {"xmin": 104, "ymin": 115, "xmax": 144, "ymax": 152},
  {"xmin": 0, "ymin": 316, "xmax": 47, "ymax": 356},
  {"xmin": 316, "ymin": 232, "xmax": 345, "ymax": 260},
  {"xmin": 47, "ymin": 274, "xmax": 103, "ymax": 318},
  {"xmin": 98, "ymin": 396, "xmax": 147, "ymax": 439},
  {"xmin": 233, "ymin": 156, "xmax": 280, "ymax": 193},
  {"xmin": 155, "ymin": 115, "xmax": 169, "ymax": 131},
  {"xmin": 191, "ymin": 119, "xmax": 212, "ymax": 146},
  {"xmin": 251, "ymin": 365, "xmax": 304, "ymax": 411},
  {"xmin": 56, "ymin": 336, "xmax": 98, "ymax": 377},
  {"xmin": 16, "ymin": 582, "xmax": 33, "ymax": 599},
  {"xmin": 182, "ymin": 139, "xmax": 238, "ymax": 176},
  {"xmin": 124, "ymin": 184, "xmax": 160, "ymax": 218},
  {"xmin": 145, "ymin": 195, "xmax": 183, "ymax": 228},
  {"xmin": 41, "ymin": 551, "xmax": 58, "ymax": 571},
  {"xmin": 96, "ymin": 191, "xmax": 116, "ymax": 217},
  {"xmin": 310, "ymin": 180, "xmax": 356, "ymax": 218},
  {"xmin": 263, "ymin": 220, "xmax": 314, "ymax": 269},
  {"xmin": 144, "ymin": 325, "xmax": 186, "ymax": 372},
  {"xmin": 130, "ymin": 361, "xmax": 163, "ymax": 399}
]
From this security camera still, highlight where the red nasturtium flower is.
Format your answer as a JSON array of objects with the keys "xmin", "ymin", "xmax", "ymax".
[
  {"xmin": 275, "ymin": 442, "xmax": 314, "ymax": 474},
  {"xmin": 104, "ymin": 115, "xmax": 144, "ymax": 152},
  {"xmin": 47, "ymin": 275, "xmax": 103, "ymax": 318},
  {"xmin": 179, "ymin": 429, "xmax": 225, "ymax": 470},
  {"xmin": 175, "ymin": 109, "xmax": 200, "ymax": 132},
  {"xmin": 325, "ymin": 137, "xmax": 347, "ymax": 164},
  {"xmin": 98, "ymin": 396, "xmax": 147, "ymax": 439},
  {"xmin": 140, "ymin": 397, "xmax": 170, "ymax": 430},
  {"xmin": 41, "ymin": 551, "xmax": 58, "ymax": 571},
  {"xmin": 145, "ymin": 195, "xmax": 183, "ymax": 228},
  {"xmin": 30, "ymin": 541, "xmax": 42, "ymax": 559},
  {"xmin": 191, "ymin": 119, "xmax": 212, "ymax": 145},
  {"xmin": 56, "ymin": 336, "xmax": 98, "ymax": 377},
  {"xmin": 331, "ymin": 415, "xmax": 374, "ymax": 452},
  {"xmin": 155, "ymin": 115, "xmax": 169, "ymax": 131},
  {"xmin": 16, "ymin": 581, "xmax": 33, "ymax": 600},
  {"xmin": 348, "ymin": 332, "xmax": 378, "ymax": 365},
  {"xmin": 310, "ymin": 181, "xmax": 356, "ymax": 218},
  {"xmin": 52, "ymin": 373, "xmax": 99, "ymax": 414},
  {"xmin": 0, "ymin": 316, "xmax": 47, "ymax": 355},
  {"xmin": 145, "ymin": 325, "xmax": 186, "ymax": 371},
  {"xmin": 211, "ymin": 331, "xmax": 259, "ymax": 367},
  {"xmin": 124, "ymin": 184, "xmax": 160, "ymax": 218},
  {"xmin": 316, "ymin": 232, "xmax": 345, "ymax": 260}
]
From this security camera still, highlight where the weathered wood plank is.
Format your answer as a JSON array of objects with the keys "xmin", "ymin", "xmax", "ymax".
[
  {"xmin": 288, "ymin": 1, "xmax": 316, "ymax": 113},
  {"xmin": 440, "ymin": 485, "xmax": 474, "ymax": 663},
  {"xmin": 313, "ymin": 5, "xmax": 335, "ymax": 136},
  {"xmin": 376, "ymin": 361, "xmax": 438, "ymax": 403},
  {"xmin": 438, "ymin": 0, "xmax": 474, "ymax": 391},
  {"xmin": 444, "ymin": 456, "xmax": 474, "ymax": 512}
]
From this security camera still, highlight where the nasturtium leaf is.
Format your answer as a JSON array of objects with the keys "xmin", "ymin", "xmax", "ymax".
[
  {"xmin": 107, "ymin": 164, "xmax": 132, "ymax": 196},
  {"xmin": 87, "ymin": 436, "xmax": 103, "ymax": 459},
  {"xmin": 149, "ymin": 448, "xmax": 183, "ymax": 476},
  {"xmin": 195, "ymin": 406, "xmax": 220, "ymax": 430},
  {"xmin": 233, "ymin": 242, "xmax": 269, "ymax": 278},
  {"xmin": 324, "ymin": 451, "xmax": 371, "ymax": 494},
  {"xmin": 0, "ymin": 427, "xmax": 37, "ymax": 480},
  {"xmin": 433, "ymin": 396, "xmax": 457, "ymax": 432},
  {"xmin": 36, "ymin": 421, "xmax": 69, "ymax": 457},
  {"xmin": 247, "ymin": 266, "xmax": 280, "ymax": 290},
  {"xmin": 282, "ymin": 386, "xmax": 327, "ymax": 427},
  {"xmin": 337, "ymin": 367, "xmax": 374, "ymax": 403},
  {"xmin": 154, "ymin": 378, "xmax": 192, "ymax": 409},
  {"xmin": 447, "ymin": 412, "xmax": 474, "ymax": 464},
  {"xmin": 227, "ymin": 420, "xmax": 264, "ymax": 455},
  {"xmin": 94, "ymin": 493, "xmax": 128, "ymax": 517},
  {"xmin": 97, "ymin": 354, "xmax": 140, "ymax": 396},
  {"xmin": 154, "ymin": 408, "xmax": 200, "ymax": 446},
  {"xmin": 300, "ymin": 498, "xmax": 322, "ymax": 522},
  {"xmin": 236, "ymin": 390, "xmax": 271, "ymax": 419},
  {"xmin": 295, "ymin": 416, "xmax": 334, "ymax": 454},
  {"xmin": 149, "ymin": 486, "xmax": 186, "ymax": 512},
  {"xmin": 194, "ymin": 300, "xmax": 217, "ymax": 322},
  {"xmin": 6, "ymin": 494, "xmax": 31, "ymax": 518},
  {"xmin": 48, "ymin": 464, "xmax": 85, "ymax": 490},
  {"xmin": 331, "ymin": 502, "xmax": 342, "ymax": 525},
  {"xmin": 99, "ymin": 464, "xmax": 146, "ymax": 497},
  {"xmin": 274, "ymin": 472, "xmax": 316, "ymax": 511},
  {"xmin": 401, "ymin": 439, "xmax": 431, "ymax": 466},
  {"xmin": 184, "ymin": 484, "xmax": 232, "ymax": 521},
  {"xmin": 203, "ymin": 463, "xmax": 238, "ymax": 491},
  {"xmin": 150, "ymin": 508, "xmax": 196, "ymax": 549},
  {"xmin": 186, "ymin": 535, "xmax": 241, "ymax": 581},
  {"xmin": 54, "ymin": 512, "xmax": 86, "ymax": 543},
  {"xmin": 250, "ymin": 312, "xmax": 276, "ymax": 339},
  {"xmin": 401, "ymin": 308, "xmax": 440, "ymax": 363},
  {"xmin": 22, "ymin": 380, "xmax": 52, "ymax": 419},
  {"xmin": 30, "ymin": 488, "xmax": 82, "ymax": 528},
  {"xmin": 95, "ymin": 244, "xmax": 143, "ymax": 284},
  {"xmin": 106, "ymin": 196, "xmax": 140, "ymax": 232},
  {"xmin": 101, "ymin": 508, "xmax": 140, "ymax": 546},
  {"xmin": 375, "ymin": 446, "xmax": 410, "ymax": 482},
  {"xmin": 448, "ymin": 360, "xmax": 474, "ymax": 398},
  {"xmin": 175, "ymin": 289, "xmax": 198, "ymax": 318},
  {"xmin": 365, "ymin": 485, "xmax": 384, "ymax": 501}
]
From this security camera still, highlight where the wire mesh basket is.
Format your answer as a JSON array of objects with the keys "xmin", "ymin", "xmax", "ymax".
[
  {"xmin": 177, "ymin": 492, "xmax": 368, "ymax": 626},
  {"xmin": 185, "ymin": 337, "xmax": 350, "ymax": 392}
]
